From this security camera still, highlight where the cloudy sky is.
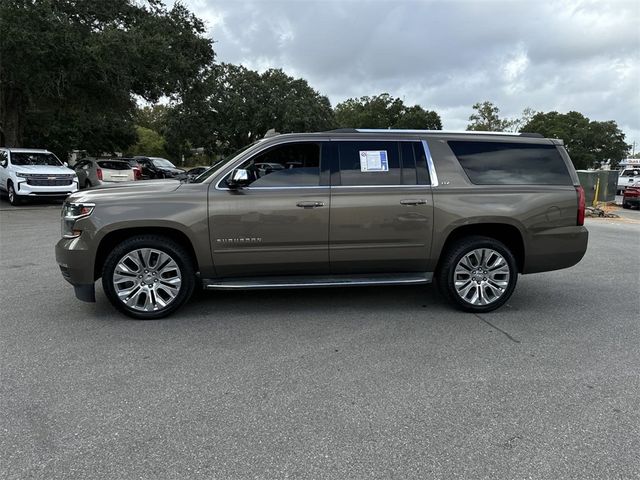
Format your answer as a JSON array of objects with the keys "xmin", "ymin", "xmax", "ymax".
[{"xmin": 181, "ymin": 0, "xmax": 640, "ymax": 151}]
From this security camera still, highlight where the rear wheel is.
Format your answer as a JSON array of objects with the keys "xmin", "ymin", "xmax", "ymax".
[
  {"xmin": 622, "ymin": 202, "xmax": 630, "ymax": 209},
  {"xmin": 102, "ymin": 235, "xmax": 195, "ymax": 319},
  {"xmin": 437, "ymin": 236, "xmax": 518, "ymax": 313}
]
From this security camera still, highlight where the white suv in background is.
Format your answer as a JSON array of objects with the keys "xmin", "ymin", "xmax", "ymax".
[{"xmin": 0, "ymin": 148, "xmax": 78, "ymax": 206}]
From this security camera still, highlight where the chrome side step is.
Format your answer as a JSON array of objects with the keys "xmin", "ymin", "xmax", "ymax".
[{"xmin": 202, "ymin": 272, "xmax": 433, "ymax": 290}]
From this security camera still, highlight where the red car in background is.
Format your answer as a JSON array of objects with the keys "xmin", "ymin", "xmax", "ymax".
[{"xmin": 622, "ymin": 182, "xmax": 640, "ymax": 209}]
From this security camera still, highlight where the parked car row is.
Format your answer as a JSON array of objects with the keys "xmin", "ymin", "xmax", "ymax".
[
  {"xmin": 0, "ymin": 147, "xmax": 212, "ymax": 206},
  {"xmin": 72, "ymin": 156, "xmax": 212, "ymax": 187},
  {"xmin": 73, "ymin": 156, "xmax": 188, "ymax": 185}
]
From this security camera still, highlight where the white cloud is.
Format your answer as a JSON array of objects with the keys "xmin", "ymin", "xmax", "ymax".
[{"xmin": 178, "ymin": 0, "xmax": 640, "ymax": 147}]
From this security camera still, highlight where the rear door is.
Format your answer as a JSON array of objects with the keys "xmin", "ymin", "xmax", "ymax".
[
  {"xmin": 329, "ymin": 139, "xmax": 434, "ymax": 273},
  {"xmin": 209, "ymin": 140, "xmax": 331, "ymax": 277}
]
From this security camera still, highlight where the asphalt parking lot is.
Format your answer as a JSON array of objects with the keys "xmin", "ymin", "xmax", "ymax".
[{"xmin": 1, "ymin": 200, "xmax": 639, "ymax": 479}]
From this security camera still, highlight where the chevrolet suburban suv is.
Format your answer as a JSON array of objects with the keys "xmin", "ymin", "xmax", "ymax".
[
  {"xmin": 55, "ymin": 130, "xmax": 588, "ymax": 319},
  {"xmin": 0, "ymin": 148, "xmax": 79, "ymax": 205}
]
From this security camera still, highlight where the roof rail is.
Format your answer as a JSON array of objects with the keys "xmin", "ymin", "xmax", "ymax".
[
  {"xmin": 325, "ymin": 128, "xmax": 359, "ymax": 133},
  {"xmin": 518, "ymin": 132, "xmax": 544, "ymax": 138},
  {"xmin": 324, "ymin": 129, "xmax": 544, "ymax": 138}
]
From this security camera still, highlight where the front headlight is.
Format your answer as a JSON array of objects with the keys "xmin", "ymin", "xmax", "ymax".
[
  {"xmin": 61, "ymin": 202, "xmax": 95, "ymax": 239},
  {"xmin": 16, "ymin": 172, "xmax": 30, "ymax": 178}
]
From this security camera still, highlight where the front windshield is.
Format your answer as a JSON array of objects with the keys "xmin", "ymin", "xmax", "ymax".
[
  {"xmin": 151, "ymin": 158, "xmax": 176, "ymax": 168},
  {"xmin": 11, "ymin": 152, "xmax": 63, "ymax": 167},
  {"xmin": 192, "ymin": 141, "xmax": 263, "ymax": 183}
]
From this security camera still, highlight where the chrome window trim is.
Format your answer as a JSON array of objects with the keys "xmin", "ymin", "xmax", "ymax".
[
  {"xmin": 422, "ymin": 140, "xmax": 439, "ymax": 187},
  {"xmin": 238, "ymin": 185, "xmax": 327, "ymax": 191},
  {"xmin": 213, "ymin": 136, "xmax": 439, "ymax": 191},
  {"xmin": 331, "ymin": 184, "xmax": 428, "ymax": 189}
]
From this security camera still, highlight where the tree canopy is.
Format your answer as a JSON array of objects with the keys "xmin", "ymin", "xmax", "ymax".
[
  {"xmin": 335, "ymin": 94, "xmax": 441, "ymax": 130},
  {"xmin": 0, "ymin": 0, "xmax": 213, "ymax": 158},
  {"xmin": 522, "ymin": 111, "xmax": 629, "ymax": 169},
  {"xmin": 166, "ymin": 63, "xmax": 336, "ymax": 157}
]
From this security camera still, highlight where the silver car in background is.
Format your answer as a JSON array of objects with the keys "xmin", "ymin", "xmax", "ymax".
[{"xmin": 73, "ymin": 158, "xmax": 138, "ymax": 188}]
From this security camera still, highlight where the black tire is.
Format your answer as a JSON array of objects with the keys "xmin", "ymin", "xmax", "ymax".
[
  {"xmin": 436, "ymin": 235, "xmax": 518, "ymax": 313},
  {"xmin": 8, "ymin": 182, "xmax": 21, "ymax": 206},
  {"xmin": 102, "ymin": 235, "xmax": 195, "ymax": 319},
  {"xmin": 622, "ymin": 202, "xmax": 630, "ymax": 209},
  {"xmin": 85, "ymin": 180, "xmax": 92, "ymax": 189}
]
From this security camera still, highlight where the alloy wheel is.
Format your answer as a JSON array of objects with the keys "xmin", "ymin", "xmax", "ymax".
[
  {"xmin": 453, "ymin": 248, "xmax": 511, "ymax": 306},
  {"xmin": 112, "ymin": 248, "xmax": 182, "ymax": 312}
]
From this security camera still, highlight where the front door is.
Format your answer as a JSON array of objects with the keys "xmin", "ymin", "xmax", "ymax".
[
  {"xmin": 209, "ymin": 141, "xmax": 330, "ymax": 277},
  {"xmin": 329, "ymin": 139, "xmax": 434, "ymax": 273}
]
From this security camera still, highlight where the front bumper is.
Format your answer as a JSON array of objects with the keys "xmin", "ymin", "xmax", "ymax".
[
  {"xmin": 55, "ymin": 236, "xmax": 96, "ymax": 302},
  {"xmin": 623, "ymin": 197, "xmax": 640, "ymax": 207},
  {"xmin": 16, "ymin": 179, "xmax": 78, "ymax": 197}
]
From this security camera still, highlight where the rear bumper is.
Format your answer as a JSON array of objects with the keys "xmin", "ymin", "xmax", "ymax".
[
  {"xmin": 523, "ymin": 226, "xmax": 589, "ymax": 274},
  {"xmin": 623, "ymin": 197, "xmax": 640, "ymax": 206}
]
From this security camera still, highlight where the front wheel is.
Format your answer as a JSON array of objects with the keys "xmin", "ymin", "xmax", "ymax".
[
  {"xmin": 436, "ymin": 236, "xmax": 518, "ymax": 313},
  {"xmin": 102, "ymin": 235, "xmax": 195, "ymax": 319},
  {"xmin": 622, "ymin": 202, "xmax": 630, "ymax": 209},
  {"xmin": 8, "ymin": 183, "xmax": 21, "ymax": 206}
]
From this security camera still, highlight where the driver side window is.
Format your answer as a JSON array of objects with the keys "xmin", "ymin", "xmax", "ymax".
[{"xmin": 228, "ymin": 142, "xmax": 321, "ymax": 188}]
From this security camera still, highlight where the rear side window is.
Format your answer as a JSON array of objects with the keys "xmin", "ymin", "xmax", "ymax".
[{"xmin": 449, "ymin": 141, "xmax": 572, "ymax": 185}]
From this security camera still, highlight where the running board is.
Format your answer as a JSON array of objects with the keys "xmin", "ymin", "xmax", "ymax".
[{"xmin": 202, "ymin": 273, "xmax": 433, "ymax": 290}]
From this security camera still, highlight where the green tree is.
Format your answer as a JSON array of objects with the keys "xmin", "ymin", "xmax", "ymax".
[
  {"xmin": 334, "ymin": 93, "xmax": 442, "ymax": 130},
  {"xmin": 126, "ymin": 126, "xmax": 168, "ymax": 158},
  {"xmin": 136, "ymin": 105, "xmax": 170, "ymax": 135},
  {"xmin": 522, "ymin": 111, "xmax": 629, "ymax": 169},
  {"xmin": 166, "ymin": 64, "xmax": 336, "ymax": 157},
  {"xmin": 0, "ymin": 0, "xmax": 213, "ymax": 158},
  {"xmin": 466, "ymin": 101, "xmax": 514, "ymax": 132}
]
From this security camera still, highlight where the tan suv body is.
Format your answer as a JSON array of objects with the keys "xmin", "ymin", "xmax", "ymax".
[{"xmin": 55, "ymin": 130, "xmax": 588, "ymax": 319}]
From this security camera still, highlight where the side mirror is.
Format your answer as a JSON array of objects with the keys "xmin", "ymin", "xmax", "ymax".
[
  {"xmin": 227, "ymin": 168, "xmax": 250, "ymax": 189},
  {"xmin": 64, "ymin": 161, "xmax": 69, "ymax": 167}
]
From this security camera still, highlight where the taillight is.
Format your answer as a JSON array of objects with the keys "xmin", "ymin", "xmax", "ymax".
[
  {"xmin": 576, "ymin": 185, "xmax": 585, "ymax": 226},
  {"xmin": 133, "ymin": 167, "xmax": 141, "ymax": 180},
  {"xmin": 96, "ymin": 168, "xmax": 103, "ymax": 181}
]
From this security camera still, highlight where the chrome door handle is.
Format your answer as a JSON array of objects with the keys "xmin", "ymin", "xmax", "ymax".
[
  {"xmin": 296, "ymin": 201, "xmax": 325, "ymax": 209},
  {"xmin": 400, "ymin": 199, "xmax": 427, "ymax": 206}
]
